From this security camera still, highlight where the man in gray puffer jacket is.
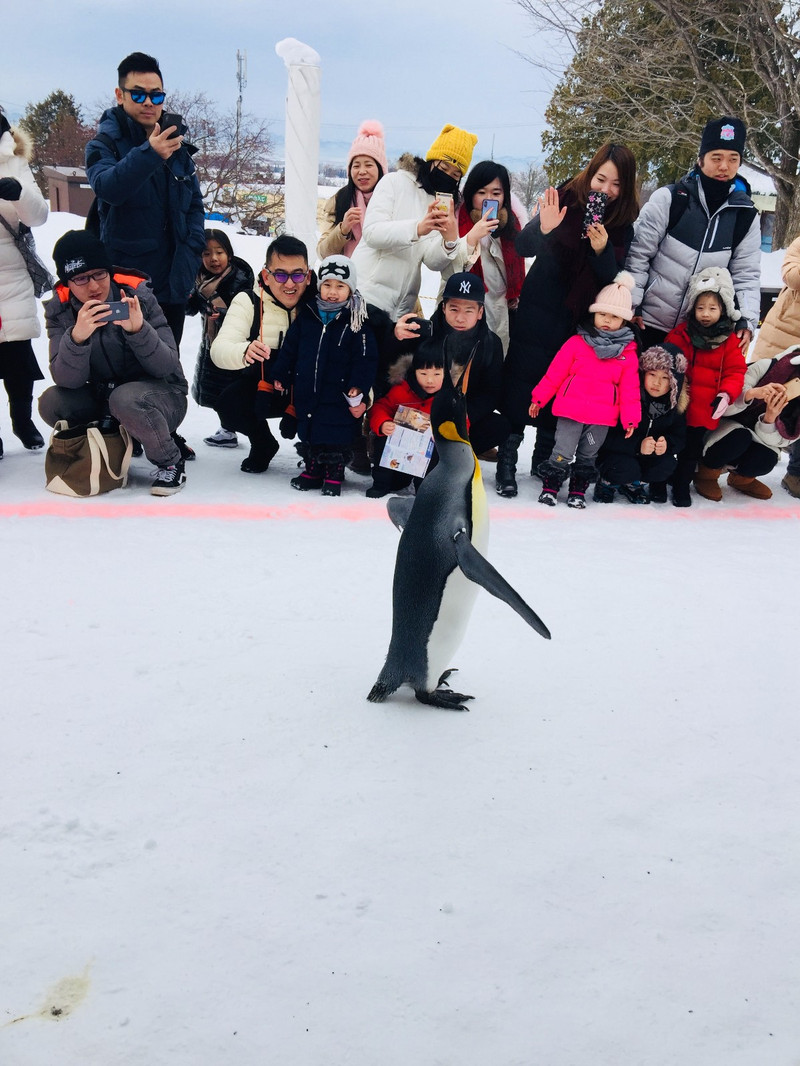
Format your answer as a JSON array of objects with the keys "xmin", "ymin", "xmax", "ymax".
[
  {"xmin": 626, "ymin": 117, "xmax": 761, "ymax": 352},
  {"xmin": 40, "ymin": 230, "xmax": 189, "ymax": 495}
]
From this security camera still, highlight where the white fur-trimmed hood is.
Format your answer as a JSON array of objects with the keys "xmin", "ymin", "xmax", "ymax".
[{"xmin": 0, "ymin": 126, "xmax": 34, "ymax": 163}]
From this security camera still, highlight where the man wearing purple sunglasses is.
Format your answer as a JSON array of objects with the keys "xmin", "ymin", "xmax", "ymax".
[
  {"xmin": 85, "ymin": 52, "xmax": 206, "ymax": 348},
  {"xmin": 209, "ymin": 234, "xmax": 314, "ymax": 473}
]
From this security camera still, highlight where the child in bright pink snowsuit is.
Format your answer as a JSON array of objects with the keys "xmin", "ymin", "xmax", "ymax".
[{"xmin": 529, "ymin": 271, "xmax": 641, "ymax": 507}]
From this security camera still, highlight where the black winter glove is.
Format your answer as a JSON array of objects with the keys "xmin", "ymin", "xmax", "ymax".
[
  {"xmin": 279, "ymin": 413, "xmax": 298, "ymax": 439},
  {"xmin": 0, "ymin": 177, "xmax": 23, "ymax": 201}
]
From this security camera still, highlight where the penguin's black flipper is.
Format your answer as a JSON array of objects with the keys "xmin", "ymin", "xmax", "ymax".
[
  {"xmin": 387, "ymin": 496, "xmax": 415, "ymax": 532},
  {"xmin": 453, "ymin": 531, "xmax": 551, "ymax": 640}
]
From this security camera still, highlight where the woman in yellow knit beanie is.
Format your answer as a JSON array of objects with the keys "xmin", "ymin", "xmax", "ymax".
[
  {"xmin": 426, "ymin": 124, "xmax": 478, "ymax": 178},
  {"xmin": 351, "ymin": 123, "xmax": 478, "ymax": 321}
]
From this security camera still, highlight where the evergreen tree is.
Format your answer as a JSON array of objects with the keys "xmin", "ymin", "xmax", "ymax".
[{"xmin": 19, "ymin": 90, "xmax": 91, "ymax": 190}]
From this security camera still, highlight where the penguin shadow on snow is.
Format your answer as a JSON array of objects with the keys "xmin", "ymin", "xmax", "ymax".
[{"xmin": 367, "ymin": 348, "xmax": 551, "ymax": 711}]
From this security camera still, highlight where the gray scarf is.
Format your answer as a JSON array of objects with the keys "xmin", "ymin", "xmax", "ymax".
[{"xmin": 578, "ymin": 324, "xmax": 634, "ymax": 360}]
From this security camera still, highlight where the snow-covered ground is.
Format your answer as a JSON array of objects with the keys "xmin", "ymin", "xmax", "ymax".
[{"xmin": 1, "ymin": 214, "xmax": 799, "ymax": 1065}]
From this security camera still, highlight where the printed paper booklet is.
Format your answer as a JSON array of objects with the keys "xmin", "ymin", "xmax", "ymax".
[{"xmin": 379, "ymin": 404, "xmax": 434, "ymax": 478}]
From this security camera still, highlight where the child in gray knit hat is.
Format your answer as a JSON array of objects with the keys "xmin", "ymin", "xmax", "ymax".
[{"xmin": 663, "ymin": 265, "xmax": 747, "ymax": 505}]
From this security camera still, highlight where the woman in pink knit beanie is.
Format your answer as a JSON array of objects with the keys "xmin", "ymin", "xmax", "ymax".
[{"xmin": 317, "ymin": 120, "xmax": 388, "ymax": 260}]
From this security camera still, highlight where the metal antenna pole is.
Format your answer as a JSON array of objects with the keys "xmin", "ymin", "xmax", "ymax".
[{"xmin": 235, "ymin": 50, "xmax": 247, "ymax": 219}]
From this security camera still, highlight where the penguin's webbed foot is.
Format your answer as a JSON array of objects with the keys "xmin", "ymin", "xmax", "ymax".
[{"xmin": 415, "ymin": 686, "xmax": 474, "ymax": 712}]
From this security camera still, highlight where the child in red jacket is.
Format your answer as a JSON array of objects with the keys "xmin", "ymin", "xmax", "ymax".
[
  {"xmin": 664, "ymin": 266, "xmax": 747, "ymax": 506},
  {"xmin": 366, "ymin": 342, "xmax": 444, "ymax": 497}
]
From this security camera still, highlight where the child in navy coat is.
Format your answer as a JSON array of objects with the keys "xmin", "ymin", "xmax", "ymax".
[
  {"xmin": 595, "ymin": 343, "xmax": 688, "ymax": 503},
  {"xmin": 272, "ymin": 256, "xmax": 378, "ymax": 495}
]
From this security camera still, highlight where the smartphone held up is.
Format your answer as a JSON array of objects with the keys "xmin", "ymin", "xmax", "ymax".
[
  {"xmin": 481, "ymin": 198, "xmax": 499, "ymax": 221},
  {"xmin": 581, "ymin": 190, "xmax": 608, "ymax": 237},
  {"xmin": 434, "ymin": 192, "xmax": 453, "ymax": 216},
  {"xmin": 103, "ymin": 301, "xmax": 130, "ymax": 322}
]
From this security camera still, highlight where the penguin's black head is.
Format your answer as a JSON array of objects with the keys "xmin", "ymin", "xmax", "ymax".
[{"xmin": 429, "ymin": 338, "xmax": 472, "ymax": 446}]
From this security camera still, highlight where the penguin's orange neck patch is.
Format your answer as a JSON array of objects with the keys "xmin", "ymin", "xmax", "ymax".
[{"xmin": 438, "ymin": 420, "xmax": 470, "ymax": 445}]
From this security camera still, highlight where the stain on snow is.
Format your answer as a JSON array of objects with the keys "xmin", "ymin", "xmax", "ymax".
[{"xmin": 3, "ymin": 966, "xmax": 90, "ymax": 1027}]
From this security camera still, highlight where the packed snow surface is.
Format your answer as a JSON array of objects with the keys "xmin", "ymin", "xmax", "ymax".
[{"xmin": 1, "ymin": 214, "xmax": 798, "ymax": 1065}]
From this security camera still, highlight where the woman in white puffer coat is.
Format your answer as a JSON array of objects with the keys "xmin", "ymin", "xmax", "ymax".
[
  {"xmin": 352, "ymin": 124, "xmax": 478, "ymax": 320},
  {"xmin": 0, "ymin": 107, "xmax": 49, "ymax": 454}
]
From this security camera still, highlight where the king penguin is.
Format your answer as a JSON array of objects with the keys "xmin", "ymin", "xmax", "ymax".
[{"xmin": 367, "ymin": 354, "xmax": 551, "ymax": 710}]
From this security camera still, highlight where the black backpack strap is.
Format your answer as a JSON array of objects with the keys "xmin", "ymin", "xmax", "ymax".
[
  {"xmin": 731, "ymin": 204, "xmax": 759, "ymax": 253},
  {"xmin": 85, "ymin": 132, "xmax": 123, "ymax": 235},
  {"xmin": 666, "ymin": 184, "xmax": 689, "ymax": 233},
  {"xmin": 246, "ymin": 290, "xmax": 261, "ymax": 343}
]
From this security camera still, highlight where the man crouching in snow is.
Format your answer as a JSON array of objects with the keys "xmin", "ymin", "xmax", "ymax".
[{"xmin": 39, "ymin": 230, "xmax": 190, "ymax": 496}]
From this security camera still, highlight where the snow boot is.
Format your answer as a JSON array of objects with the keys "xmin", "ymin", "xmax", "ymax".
[
  {"xmin": 322, "ymin": 459, "xmax": 345, "ymax": 496},
  {"xmin": 727, "ymin": 471, "xmax": 772, "ymax": 500},
  {"xmin": 671, "ymin": 480, "xmax": 692, "ymax": 507},
  {"xmin": 648, "ymin": 480, "xmax": 668, "ymax": 503},
  {"xmin": 292, "ymin": 449, "xmax": 328, "ymax": 491},
  {"xmin": 241, "ymin": 436, "xmax": 279, "ymax": 473},
  {"xmin": 618, "ymin": 480, "xmax": 650, "ymax": 504},
  {"xmin": 566, "ymin": 464, "xmax": 593, "ymax": 509},
  {"xmin": 291, "ymin": 452, "xmax": 324, "ymax": 490},
  {"xmin": 693, "ymin": 464, "xmax": 723, "ymax": 501},
  {"xmin": 537, "ymin": 460, "xmax": 567, "ymax": 506},
  {"xmin": 593, "ymin": 479, "xmax": 616, "ymax": 503},
  {"xmin": 781, "ymin": 472, "xmax": 800, "ymax": 498},
  {"xmin": 495, "ymin": 433, "xmax": 523, "ymax": 497},
  {"xmin": 347, "ymin": 432, "xmax": 371, "ymax": 476},
  {"xmin": 9, "ymin": 388, "xmax": 44, "ymax": 450}
]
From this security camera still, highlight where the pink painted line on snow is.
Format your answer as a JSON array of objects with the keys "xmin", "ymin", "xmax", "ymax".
[
  {"xmin": 0, "ymin": 500, "xmax": 383, "ymax": 522},
  {"xmin": 0, "ymin": 499, "xmax": 798, "ymax": 523}
]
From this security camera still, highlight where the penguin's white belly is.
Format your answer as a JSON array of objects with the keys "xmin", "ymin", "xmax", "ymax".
[{"xmin": 423, "ymin": 477, "xmax": 489, "ymax": 689}]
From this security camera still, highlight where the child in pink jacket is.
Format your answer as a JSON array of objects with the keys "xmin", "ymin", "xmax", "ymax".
[{"xmin": 529, "ymin": 271, "xmax": 641, "ymax": 507}]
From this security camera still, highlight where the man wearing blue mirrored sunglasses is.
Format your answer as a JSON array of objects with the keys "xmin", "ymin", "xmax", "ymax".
[{"xmin": 85, "ymin": 52, "xmax": 206, "ymax": 348}]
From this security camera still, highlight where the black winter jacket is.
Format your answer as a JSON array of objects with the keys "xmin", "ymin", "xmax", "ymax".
[
  {"xmin": 503, "ymin": 186, "xmax": 633, "ymax": 425},
  {"xmin": 271, "ymin": 303, "xmax": 379, "ymax": 446},
  {"xmin": 86, "ymin": 106, "xmax": 206, "ymax": 304},
  {"xmin": 188, "ymin": 256, "xmax": 255, "ymax": 408}
]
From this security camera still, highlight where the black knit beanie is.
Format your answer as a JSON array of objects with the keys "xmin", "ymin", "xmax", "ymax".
[
  {"xmin": 699, "ymin": 117, "xmax": 746, "ymax": 159},
  {"xmin": 53, "ymin": 230, "xmax": 113, "ymax": 283}
]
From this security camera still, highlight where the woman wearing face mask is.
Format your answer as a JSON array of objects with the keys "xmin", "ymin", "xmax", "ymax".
[
  {"xmin": 352, "ymin": 124, "xmax": 478, "ymax": 321},
  {"xmin": 317, "ymin": 121, "xmax": 388, "ymax": 260},
  {"xmin": 441, "ymin": 160, "xmax": 527, "ymax": 355},
  {"xmin": 497, "ymin": 143, "xmax": 640, "ymax": 497}
]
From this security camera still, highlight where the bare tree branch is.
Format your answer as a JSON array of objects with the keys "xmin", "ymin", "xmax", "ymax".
[{"xmin": 514, "ymin": 0, "xmax": 800, "ymax": 244}]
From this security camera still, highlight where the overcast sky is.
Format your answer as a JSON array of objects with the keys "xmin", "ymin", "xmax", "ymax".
[{"xmin": 1, "ymin": 0, "xmax": 564, "ymax": 166}]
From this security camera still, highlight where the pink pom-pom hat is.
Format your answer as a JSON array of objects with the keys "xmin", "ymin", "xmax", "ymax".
[{"xmin": 347, "ymin": 120, "xmax": 388, "ymax": 175}]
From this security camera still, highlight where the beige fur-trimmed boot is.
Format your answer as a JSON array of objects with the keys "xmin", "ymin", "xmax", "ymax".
[{"xmin": 693, "ymin": 464, "xmax": 724, "ymax": 501}]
